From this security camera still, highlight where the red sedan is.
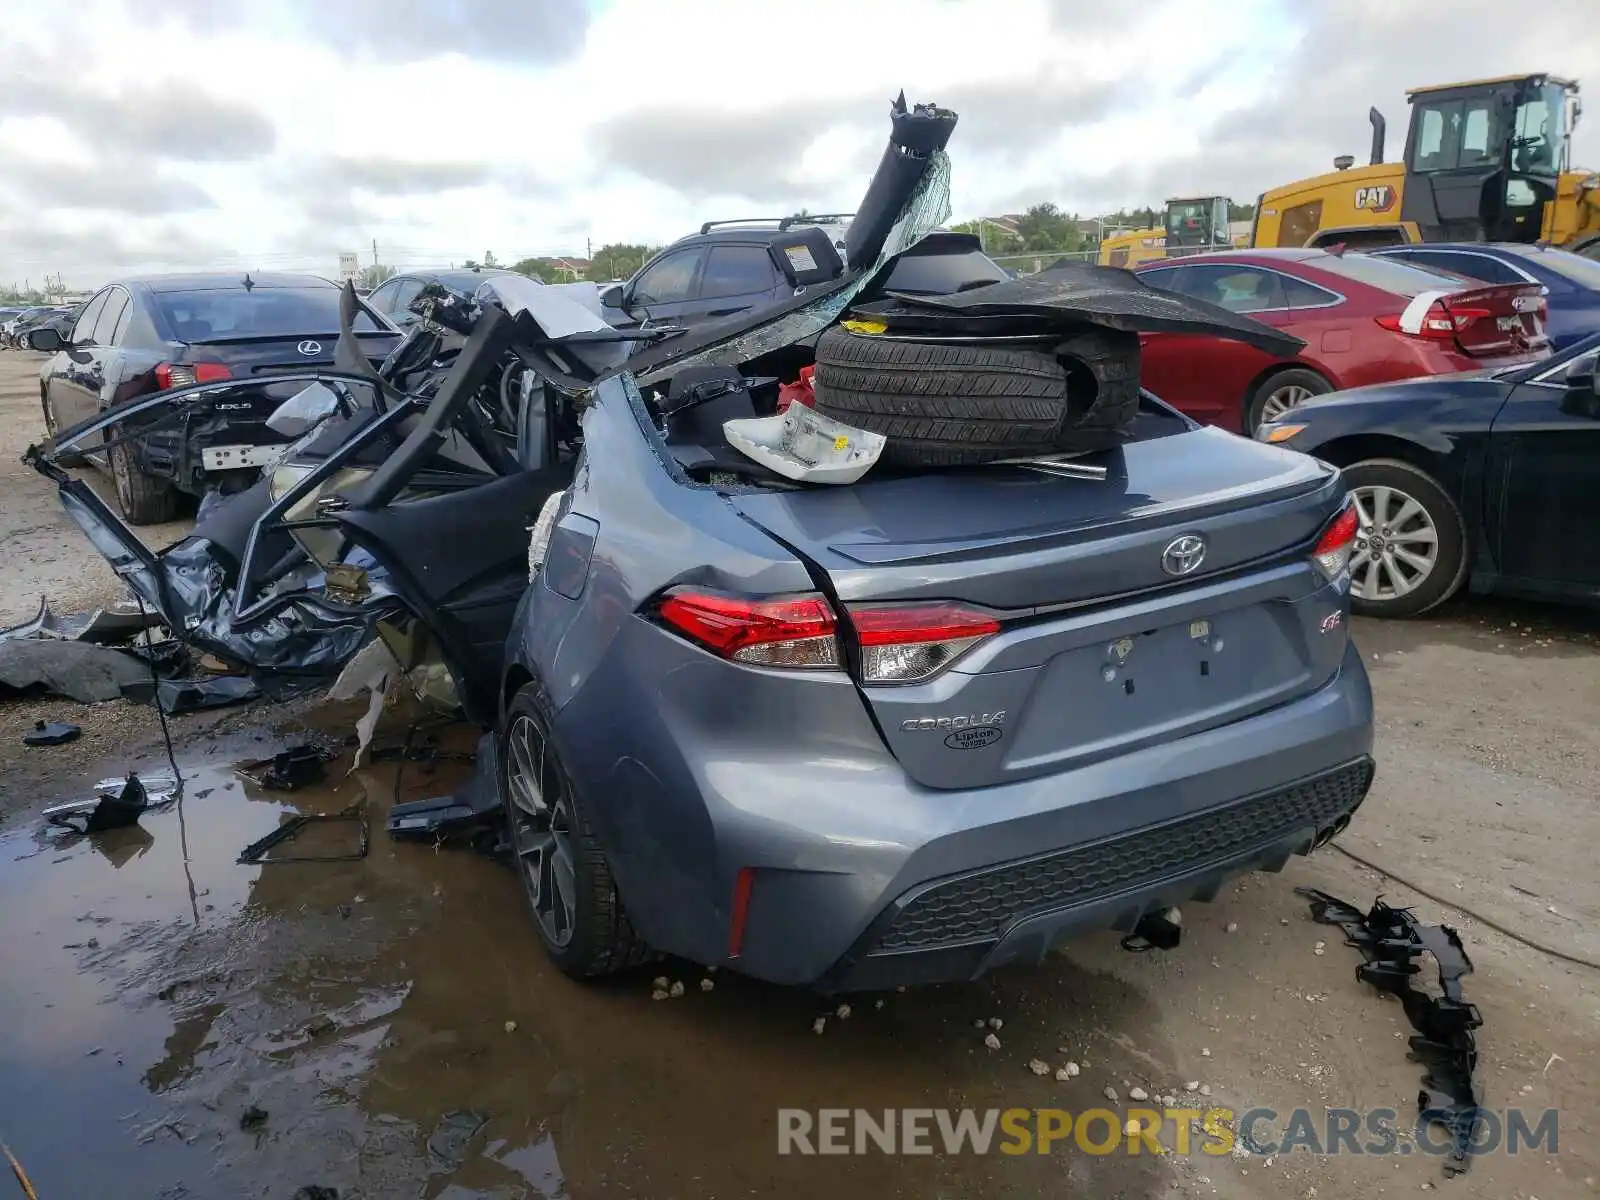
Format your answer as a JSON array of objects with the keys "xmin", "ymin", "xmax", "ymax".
[{"xmin": 1133, "ymin": 249, "xmax": 1552, "ymax": 434}]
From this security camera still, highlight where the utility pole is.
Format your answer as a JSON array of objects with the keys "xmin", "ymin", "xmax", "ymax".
[
  {"xmin": 586, "ymin": 236, "xmax": 592, "ymax": 261},
  {"xmin": 371, "ymin": 238, "xmax": 379, "ymax": 267}
]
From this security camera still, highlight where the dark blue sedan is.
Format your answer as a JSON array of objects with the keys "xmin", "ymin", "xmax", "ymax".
[
  {"xmin": 1372, "ymin": 243, "xmax": 1600, "ymax": 351},
  {"xmin": 1257, "ymin": 332, "xmax": 1600, "ymax": 619}
]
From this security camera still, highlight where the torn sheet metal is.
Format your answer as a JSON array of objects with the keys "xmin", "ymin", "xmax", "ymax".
[
  {"xmin": 1296, "ymin": 887, "xmax": 1484, "ymax": 1177},
  {"xmin": 328, "ymin": 638, "xmax": 402, "ymax": 768},
  {"xmin": 0, "ymin": 595, "xmax": 163, "ymax": 645}
]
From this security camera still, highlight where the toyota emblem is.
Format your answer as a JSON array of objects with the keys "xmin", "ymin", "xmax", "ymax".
[
  {"xmin": 1161, "ymin": 534, "xmax": 1207, "ymax": 577},
  {"xmin": 297, "ymin": 340, "xmax": 322, "ymax": 356}
]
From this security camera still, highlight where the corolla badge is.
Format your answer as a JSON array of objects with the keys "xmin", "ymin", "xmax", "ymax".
[
  {"xmin": 1161, "ymin": 534, "xmax": 1207, "ymax": 577},
  {"xmin": 297, "ymin": 340, "xmax": 322, "ymax": 356}
]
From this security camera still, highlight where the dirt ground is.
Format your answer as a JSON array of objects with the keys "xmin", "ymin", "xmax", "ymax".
[{"xmin": 1, "ymin": 352, "xmax": 1597, "ymax": 1199}]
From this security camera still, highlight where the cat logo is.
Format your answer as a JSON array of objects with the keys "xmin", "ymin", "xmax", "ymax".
[{"xmin": 1354, "ymin": 185, "xmax": 1397, "ymax": 213}]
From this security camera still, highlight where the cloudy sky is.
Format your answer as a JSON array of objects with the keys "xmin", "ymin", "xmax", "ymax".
[{"xmin": 3, "ymin": 0, "xmax": 1599, "ymax": 288}]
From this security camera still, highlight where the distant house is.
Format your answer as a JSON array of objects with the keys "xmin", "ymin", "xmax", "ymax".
[{"xmin": 550, "ymin": 257, "xmax": 591, "ymax": 281}]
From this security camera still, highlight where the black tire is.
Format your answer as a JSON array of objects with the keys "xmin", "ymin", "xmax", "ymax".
[
  {"xmin": 109, "ymin": 437, "xmax": 180, "ymax": 525},
  {"xmin": 40, "ymin": 389, "xmax": 85, "ymax": 467},
  {"xmin": 1246, "ymin": 367, "xmax": 1332, "ymax": 435},
  {"xmin": 1341, "ymin": 458, "xmax": 1468, "ymax": 619},
  {"xmin": 499, "ymin": 685, "xmax": 651, "ymax": 978},
  {"xmin": 811, "ymin": 324, "xmax": 1139, "ymax": 467}
]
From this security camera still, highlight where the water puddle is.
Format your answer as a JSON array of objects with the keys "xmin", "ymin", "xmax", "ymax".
[{"xmin": 0, "ymin": 721, "xmax": 1168, "ymax": 1199}]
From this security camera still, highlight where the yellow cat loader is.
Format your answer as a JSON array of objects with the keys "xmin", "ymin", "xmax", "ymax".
[
  {"xmin": 1252, "ymin": 73, "xmax": 1600, "ymax": 256},
  {"xmin": 1097, "ymin": 196, "xmax": 1245, "ymax": 266}
]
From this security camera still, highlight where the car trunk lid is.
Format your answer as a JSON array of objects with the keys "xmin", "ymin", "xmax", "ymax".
[
  {"xmin": 728, "ymin": 426, "xmax": 1353, "ymax": 789},
  {"xmin": 1381, "ymin": 283, "xmax": 1549, "ymax": 358}
]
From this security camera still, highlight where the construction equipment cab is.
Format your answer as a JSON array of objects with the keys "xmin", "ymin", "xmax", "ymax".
[
  {"xmin": 1254, "ymin": 74, "xmax": 1600, "ymax": 256},
  {"xmin": 1098, "ymin": 197, "xmax": 1237, "ymax": 266}
]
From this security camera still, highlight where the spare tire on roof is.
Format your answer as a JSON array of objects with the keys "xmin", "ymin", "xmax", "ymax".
[{"xmin": 810, "ymin": 323, "xmax": 1139, "ymax": 468}]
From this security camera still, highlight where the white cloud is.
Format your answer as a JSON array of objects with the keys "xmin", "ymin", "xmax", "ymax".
[{"xmin": 2, "ymin": 0, "xmax": 1600, "ymax": 287}]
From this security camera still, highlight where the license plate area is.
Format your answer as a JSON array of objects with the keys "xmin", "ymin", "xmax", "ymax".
[
  {"xmin": 202, "ymin": 444, "xmax": 284, "ymax": 471},
  {"xmin": 1005, "ymin": 603, "xmax": 1310, "ymax": 768}
]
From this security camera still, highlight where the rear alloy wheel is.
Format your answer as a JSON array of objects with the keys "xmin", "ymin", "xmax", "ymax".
[
  {"xmin": 1246, "ymin": 367, "xmax": 1331, "ymax": 434},
  {"xmin": 500, "ymin": 687, "xmax": 650, "ymax": 978},
  {"xmin": 40, "ymin": 390, "xmax": 85, "ymax": 467},
  {"xmin": 1341, "ymin": 459, "xmax": 1468, "ymax": 619},
  {"xmin": 109, "ymin": 437, "xmax": 180, "ymax": 525}
]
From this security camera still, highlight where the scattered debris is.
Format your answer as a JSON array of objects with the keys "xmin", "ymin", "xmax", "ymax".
[
  {"xmin": 1104, "ymin": 1086, "xmax": 1118, "ymax": 1102},
  {"xmin": 1298, "ymin": 887, "xmax": 1484, "ymax": 1177},
  {"xmin": 669, "ymin": 981, "xmax": 686, "ymax": 999},
  {"xmin": 239, "ymin": 1106, "xmax": 269, "ymax": 1131},
  {"xmin": 700, "ymin": 978, "xmax": 715, "ymax": 993},
  {"xmin": 156, "ymin": 674, "xmax": 261, "ymax": 715},
  {"xmin": 1063, "ymin": 1061, "xmax": 1080, "ymax": 1078},
  {"xmin": 1128, "ymin": 1086, "xmax": 1149, "ymax": 1101},
  {"xmin": 237, "ymin": 803, "xmax": 369, "ymax": 865},
  {"xmin": 1185, "ymin": 1080, "xmax": 1200, "ymax": 1092},
  {"xmin": 44, "ymin": 774, "xmax": 157, "ymax": 834},
  {"xmin": 983, "ymin": 1033, "xmax": 1001, "ymax": 1051},
  {"xmin": 240, "ymin": 744, "xmax": 334, "ymax": 792},
  {"xmin": 1028, "ymin": 1059, "xmax": 1050, "ymax": 1076},
  {"xmin": 503, "ymin": 1021, "xmax": 517, "ymax": 1034},
  {"xmin": 651, "ymin": 988, "xmax": 669, "ymax": 1002},
  {"xmin": 1201, "ymin": 1047, "xmax": 1211, "ymax": 1057},
  {"xmin": 652, "ymin": 976, "xmax": 670, "ymax": 990},
  {"xmin": 1054, "ymin": 1067, "xmax": 1071, "ymax": 1081},
  {"xmin": 872, "ymin": 998, "xmax": 883, "ymax": 1009},
  {"xmin": 813, "ymin": 1017, "xmax": 827, "ymax": 1035},
  {"xmin": 1226, "ymin": 922, "xmax": 1238, "ymax": 933},
  {"xmin": 835, "ymin": 1003, "xmax": 851, "ymax": 1019},
  {"xmin": 23, "ymin": 719, "xmax": 80, "ymax": 747},
  {"xmin": 426, "ymin": 1110, "xmax": 490, "ymax": 1172},
  {"xmin": 1200, "ymin": 1085, "xmax": 1212, "ymax": 1096},
  {"xmin": 987, "ymin": 1017, "xmax": 1003, "ymax": 1031},
  {"xmin": 0, "ymin": 638, "xmax": 153, "ymax": 703}
]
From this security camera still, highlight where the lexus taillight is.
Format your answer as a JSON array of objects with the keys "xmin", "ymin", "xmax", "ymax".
[
  {"xmin": 849, "ymin": 602, "xmax": 1001, "ymax": 684},
  {"xmin": 657, "ymin": 590, "xmax": 839, "ymax": 669},
  {"xmin": 155, "ymin": 361, "xmax": 232, "ymax": 389},
  {"xmin": 1312, "ymin": 500, "xmax": 1360, "ymax": 581}
]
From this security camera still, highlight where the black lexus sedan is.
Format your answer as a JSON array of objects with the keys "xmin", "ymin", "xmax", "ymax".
[
  {"xmin": 30, "ymin": 272, "xmax": 402, "ymax": 523},
  {"xmin": 1256, "ymin": 333, "xmax": 1600, "ymax": 618}
]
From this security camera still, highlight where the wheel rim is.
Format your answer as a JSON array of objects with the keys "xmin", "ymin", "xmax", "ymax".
[
  {"xmin": 1349, "ymin": 484, "xmax": 1440, "ymax": 603},
  {"xmin": 1261, "ymin": 384, "xmax": 1315, "ymax": 424},
  {"xmin": 504, "ymin": 713, "xmax": 577, "ymax": 948}
]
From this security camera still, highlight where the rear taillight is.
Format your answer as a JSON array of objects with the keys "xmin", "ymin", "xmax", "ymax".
[
  {"xmin": 849, "ymin": 602, "xmax": 1001, "ymax": 684},
  {"xmin": 155, "ymin": 361, "xmax": 232, "ymax": 389},
  {"xmin": 657, "ymin": 590, "xmax": 839, "ymax": 669},
  {"xmin": 1374, "ymin": 305, "xmax": 1488, "ymax": 341},
  {"xmin": 1312, "ymin": 500, "xmax": 1360, "ymax": 581}
]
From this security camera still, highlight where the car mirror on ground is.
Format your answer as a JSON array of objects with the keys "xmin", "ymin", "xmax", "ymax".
[{"xmin": 26, "ymin": 327, "xmax": 62, "ymax": 353}]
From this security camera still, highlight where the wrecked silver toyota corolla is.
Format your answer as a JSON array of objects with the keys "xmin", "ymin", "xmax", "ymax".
[{"xmin": 26, "ymin": 94, "xmax": 1311, "ymax": 731}]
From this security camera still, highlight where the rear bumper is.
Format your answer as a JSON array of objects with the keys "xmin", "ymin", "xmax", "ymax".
[
  {"xmin": 548, "ymin": 631, "xmax": 1374, "ymax": 991},
  {"xmin": 822, "ymin": 756, "xmax": 1371, "ymax": 991}
]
